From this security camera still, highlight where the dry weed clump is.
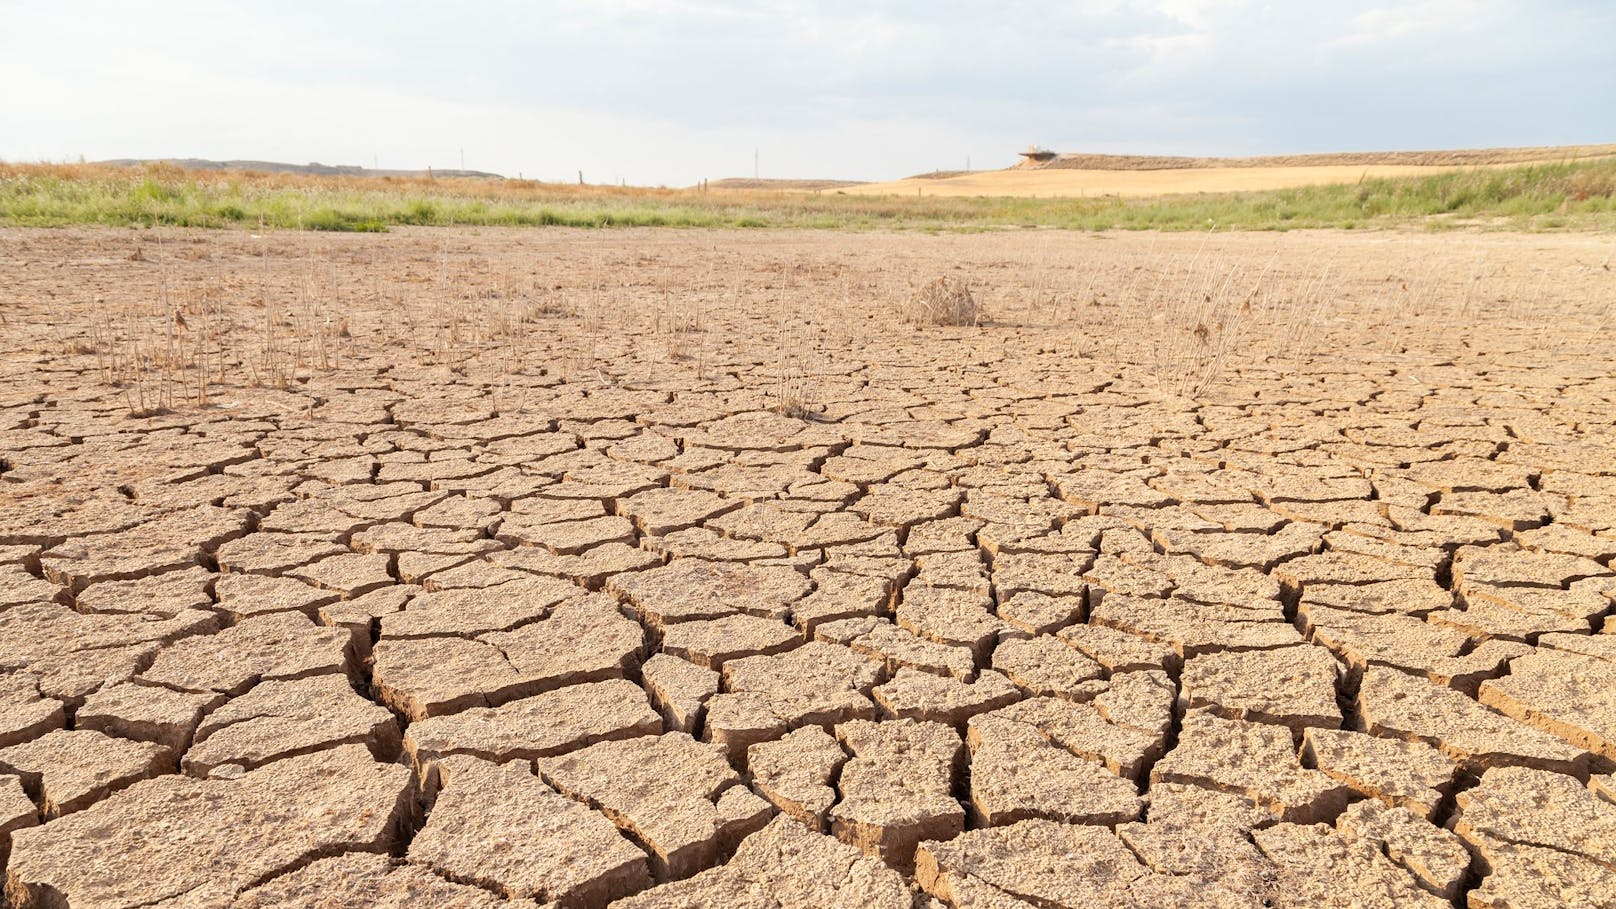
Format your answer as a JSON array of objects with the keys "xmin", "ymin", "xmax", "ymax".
[
  {"xmin": 82, "ymin": 263, "xmax": 242, "ymax": 414},
  {"xmin": 906, "ymin": 277, "xmax": 981, "ymax": 327},
  {"xmin": 771, "ymin": 319, "xmax": 820, "ymax": 420}
]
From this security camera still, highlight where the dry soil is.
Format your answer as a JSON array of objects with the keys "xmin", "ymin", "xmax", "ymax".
[{"xmin": 0, "ymin": 226, "xmax": 1613, "ymax": 908}]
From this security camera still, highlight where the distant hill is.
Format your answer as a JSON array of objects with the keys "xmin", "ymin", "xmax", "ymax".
[
  {"xmin": 706, "ymin": 177, "xmax": 868, "ymax": 191},
  {"xmin": 97, "ymin": 158, "xmax": 504, "ymax": 180}
]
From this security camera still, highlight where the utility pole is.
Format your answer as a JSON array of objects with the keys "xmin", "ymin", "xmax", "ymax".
[
  {"xmin": 966, "ymin": 155, "xmax": 971, "ymax": 172},
  {"xmin": 754, "ymin": 148, "xmax": 759, "ymax": 180},
  {"xmin": 460, "ymin": 147, "xmax": 465, "ymax": 170}
]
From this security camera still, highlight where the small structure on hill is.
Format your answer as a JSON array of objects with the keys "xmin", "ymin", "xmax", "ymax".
[{"xmin": 1018, "ymin": 146, "xmax": 1057, "ymax": 164}]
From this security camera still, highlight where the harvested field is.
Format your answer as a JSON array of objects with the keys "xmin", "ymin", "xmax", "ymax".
[
  {"xmin": 850, "ymin": 143, "xmax": 1616, "ymax": 199},
  {"xmin": 1, "ymin": 225, "xmax": 1614, "ymax": 908},
  {"xmin": 1015, "ymin": 143, "xmax": 1616, "ymax": 171},
  {"xmin": 854, "ymin": 159, "xmax": 1616, "ymax": 199}
]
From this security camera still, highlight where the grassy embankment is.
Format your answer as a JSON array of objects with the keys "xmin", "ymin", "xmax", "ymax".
[{"xmin": 1, "ymin": 157, "xmax": 1613, "ymax": 232}]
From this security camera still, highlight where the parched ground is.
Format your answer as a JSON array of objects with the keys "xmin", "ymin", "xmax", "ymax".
[{"xmin": 1, "ymin": 226, "xmax": 1614, "ymax": 908}]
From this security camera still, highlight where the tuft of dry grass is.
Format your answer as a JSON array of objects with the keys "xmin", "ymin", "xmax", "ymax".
[
  {"xmin": 1135, "ymin": 247, "xmax": 1333, "ymax": 399},
  {"xmin": 905, "ymin": 277, "xmax": 981, "ymax": 327},
  {"xmin": 771, "ymin": 319, "xmax": 819, "ymax": 419}
]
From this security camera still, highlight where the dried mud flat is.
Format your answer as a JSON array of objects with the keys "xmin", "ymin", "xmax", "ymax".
[{"xmin": 0, "ymin": 226, "xmax": 1614, "ymax": 908}]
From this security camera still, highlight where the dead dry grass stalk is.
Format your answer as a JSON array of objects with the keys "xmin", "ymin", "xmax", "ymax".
[
  {"xmin": 1142, "ymin": 246, "xmax": 1332, "ymax": 399},
  {"xmin": 771, "ymin": 318, "xmax": 819, "ymax": 419}
]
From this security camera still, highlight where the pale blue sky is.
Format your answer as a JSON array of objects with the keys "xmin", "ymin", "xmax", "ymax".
[{"xmin": 2, "ymin": 1, "xmax": 1611, "ymax": 184}]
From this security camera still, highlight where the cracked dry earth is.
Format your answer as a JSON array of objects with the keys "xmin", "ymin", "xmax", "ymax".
[{"xmin": 1, "ymin": 226, "xmax": 1615, "ymax": 909}]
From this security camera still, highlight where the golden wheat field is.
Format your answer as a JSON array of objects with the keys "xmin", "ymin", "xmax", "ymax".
[
  {"xmin": 1, "ymin": 224, "xmax": 1614, "ymax": 908},
  {"xmin": 846, "ymin": 144, "xmax": 1616, "ymax": 198}
]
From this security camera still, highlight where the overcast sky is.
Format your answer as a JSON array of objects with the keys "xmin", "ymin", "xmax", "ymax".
[{"xmin": 2, "ymin": 1, "xmax": 1611, "ymax": 185}]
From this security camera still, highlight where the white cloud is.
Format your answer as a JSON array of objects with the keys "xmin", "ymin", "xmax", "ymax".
[
  {"xmin": 1, "ymin": 1, "xmax": 1610, "ymax": 183},
  {"xmin": 1333, "ymin": 0, "xmax": 1495, "ymax": 47}
]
